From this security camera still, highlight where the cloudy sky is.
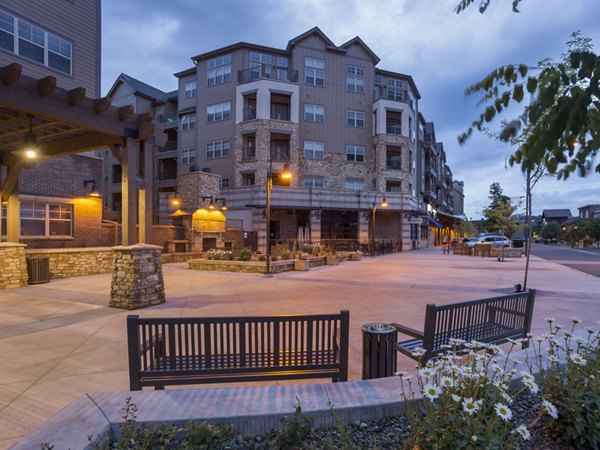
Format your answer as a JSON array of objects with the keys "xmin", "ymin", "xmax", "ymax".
[{"xmin": 101, "ymin": 0, "xmax": 600, "ymax": 219}]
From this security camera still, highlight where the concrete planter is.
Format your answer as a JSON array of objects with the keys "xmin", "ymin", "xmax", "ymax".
[
  {"xmin": 326, "ymin": 255, "xmax": 338, "ymax": 265},
  {"xmin": 350, "ymin": 252, "xmax": 363, "ymax": 261},
  {"xmin": 294, "ymin": 260, "xmax": 309, "ymax": 271}
]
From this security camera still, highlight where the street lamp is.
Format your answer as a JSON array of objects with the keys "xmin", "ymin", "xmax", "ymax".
[
  {"xmin": 265, "ymin": 152, "xmax": 292, "ymax": 275},
  {"xmin": 371, "ymin": 192, "xmax": 388, "ymax": 256}
]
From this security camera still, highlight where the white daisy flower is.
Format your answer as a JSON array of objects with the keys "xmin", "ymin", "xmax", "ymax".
[
  {"xmin": 514, "ymin": 424, "xmax": 531, "ymax": 441},
  {"xmin": 524, "ymin": 379, "xmax": 539, "ymax": 395},
  {"xmin": 451, "ymin": 394, "xmax": 461, "ymax": 402},
  {"xmin": 540, "ymin": 400, "xmax": 558, "ymax": 420},
  {"xmin": 520, "ymin": 371, "xmax": 533, "ymax": 381},
  {"xmin": 570, "ymin": 354, "xmax": 587, "ymax": 365},
  {"xmin": 418, "ymin": 367, "xmax": 436, "ymax": 378},
  {"xmin": 569, "ymin": 316, "xmax": 582, "ymax": 324},
  {"xmin": 422, "ymin": 384, "xmax": 442, "ymax": 401},
  {"xmin": 411, "ymin": 347, "xmax": 426, "ymax": 357},
  {"xmin": 495, "ymin": 403, "xmax": 512, "ymax": 422},
  {"xmin": 462, "ymin": 397, "xmax": 481, "ymax": 415},
  {"xmin": 440, "ymin": 376, "xmax": 454, "ymax": 388}
]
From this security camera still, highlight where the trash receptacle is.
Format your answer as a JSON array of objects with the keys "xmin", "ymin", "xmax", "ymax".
[
  {"xmin": 26, "ymin": 257, "xmax": 50, "ymax": 284},
  {"xmin": 362, "ymin": 323, "xmax": 397, "ymax": 380}
]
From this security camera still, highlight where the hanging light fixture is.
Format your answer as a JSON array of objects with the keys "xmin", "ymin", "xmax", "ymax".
[{"xmin": 23, "ymin": 116, "xmax": 39, "ymax": 159}]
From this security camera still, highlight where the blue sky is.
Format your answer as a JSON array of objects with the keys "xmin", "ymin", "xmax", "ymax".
[{"xmin": 101, "ymin": 0, "xmax": 600, "ymax": 219}]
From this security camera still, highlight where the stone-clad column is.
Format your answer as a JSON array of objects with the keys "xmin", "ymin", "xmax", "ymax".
[
  {"xmin": 0, "ymin": 243, "xmax": 28, "ymax": 289},
  {"xmin": 110, "ymin": 244, "xmax": 165, "ymax": 309}
]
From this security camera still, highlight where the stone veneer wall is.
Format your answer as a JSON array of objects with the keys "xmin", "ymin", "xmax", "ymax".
[
  {"xmin": 178, "ymin": 171, "xmax": 221, "ymax": 212},
  {"xmin": 25, "ymin": 247, "xmax": 113, "ymax": 278},
  {"xmin": 0, "ymin": 243, "xmax": 28, "ymax": 289},
  {"xmin": 109, "ymin": 244, "xmax": 165, "ymax": 310}
]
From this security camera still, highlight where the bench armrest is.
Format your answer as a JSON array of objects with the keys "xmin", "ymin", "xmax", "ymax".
[{"xmin": 390, "ymin": 323, "xmax": 424, "ymax": 340}]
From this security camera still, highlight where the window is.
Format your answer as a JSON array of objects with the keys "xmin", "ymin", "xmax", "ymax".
[
  {"xmin": 386, "ymin": 78, "xmax": 403, "ymax": 101},
  {"xmin": 207, "ymin": 54, "xmax": 231, "ymax": 86},
  {"xmin": 346, "ymin": 65, "xmax": 365, "ymax": 93},
  {"xmin": 206, "ymin": 102, "xmax": 231, "ymax": 123},
  {"xmin": 184, "ymin": 80, "xmax": 197, "ymax": 99},
  {"xmin": 304, "ymin": 176, "xmax": 324, "ymax": 189},
  {"xmin": 344, "ymin": 178, "xmax": 364, "ymax": 190},
  {"xmin": 181, "ymin": 114, "xmax": 196, "ymax": 131},
  {"xmin": 206, "ymin": 139, "xmax": 230, "ymax": 159},
  {"xmin": 304, "ymin": 103, "xmax": 325, "ymax": 123},
  {"xmin": 20, "ymin": 202, "xmax": 73, "ymax": 237},
  {"xmin": 249, "ymin": 51, "xmax": 271, "ymax": 79},
  {"xmin": 346, "ymin": 110, "xmax": 365, "ymax": 128},
  {"xmin": 181, "ymin": 148, "xmax": 196, "ymax": 164},
  {"xmin": 275, "ymin": 56, "xmax": 289, "ymax": 80},
  {"xmin": 386, "ymin": 147, "xmax": 402, "ymax": 169},
  {"xmin": 304, "ymin": 56, "xmax": 325, "ymax": 86},
  {"xmin": 0, "ymin": 10, "xmax": 72, "ymax": 74},
  {"xmin": 242, "ymin": 173, "xmax": 255, "ymax": 186},
  {"xmin": 386, "ymin": 181, "xmax": 402, "ymax": 192},
  {"xmin": 220, "ymin": 177, "xmax": 230, "ymax": 189},
  {"xmin": 304, "ymin": 140, "xmax": 324, "ymax": 159},
  {"xmin": 346, "ymin": 145, "xmax": 365, "ymax": 162}
]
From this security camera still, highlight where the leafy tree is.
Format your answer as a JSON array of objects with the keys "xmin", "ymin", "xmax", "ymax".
[
  {"xmin": 540, "ymin": 221, "xmax": 562, "ymax": 241},
  {"xmin": 482, "ymin": 183, "xmax": 518, "ymax": 237},
  {"xmin": 459, "ymin": 219, "xmax": 477, "ymax": 237},
  {"xmin": 562, "ymin": 223, "xmax": 586, "ymax": 247},
  {"xmin": 584, "ymin": 218, "xmax": 600, "ymax": 247},
  {"xmin": 459, "ymin": 32, "xmax": 600, "ymax": 180}
]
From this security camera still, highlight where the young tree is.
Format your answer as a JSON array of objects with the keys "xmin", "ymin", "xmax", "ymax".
[
  {"xmin": 482, "ymin": 183, "xmax": 518, "ymax": 237},
  {"xmin": 458, "ymin": 33, "xmax": 600, "ymax": 180},
  {"xmin": 540, "ymin": 221, "xmax": 562, "ymax": 241}
]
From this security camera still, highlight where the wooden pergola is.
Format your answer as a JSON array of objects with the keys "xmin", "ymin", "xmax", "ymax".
[{"xmin": 0, "ymin": 63, "xmax": 164, "ymax": 245}]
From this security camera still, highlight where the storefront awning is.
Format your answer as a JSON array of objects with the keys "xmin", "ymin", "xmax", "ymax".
[{"xmin": 427, "ymin": 216, "xmax": 442, "ymax": 228}]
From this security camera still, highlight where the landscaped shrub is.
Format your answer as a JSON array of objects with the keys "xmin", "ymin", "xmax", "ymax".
[
  {"xmin": 238, "ymin": 248, "xmax": 253, "ymax": 261},
  {"xmin": 526, "ymin": 318, "xmax": 600, "ymax": 449},
  {"xmin": 280, "ymin": 251, "xmax": 293, "ymax": 260},
  {"xmin": 301, "ymin": 243, "xmax": 322, "ymax": 256},
  {"xmin": 400, "ymin": 340, "xmax": 557, "ymax": 449},
  {"xmin": 258, "ymin": 254, "xmax": 266, "ymax": 262},
  {"xmin": 205, "ymin": 249, "xmax": 233, "ymax": 261}
]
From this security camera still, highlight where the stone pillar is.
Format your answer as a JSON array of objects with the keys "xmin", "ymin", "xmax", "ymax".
[
  {"xmin": 109, "ymin": 244, "xmax": 165, "ymax": 310},
  {"xmin": 0, "ymin": 243, "xmax": 28, "ymax": 289}
]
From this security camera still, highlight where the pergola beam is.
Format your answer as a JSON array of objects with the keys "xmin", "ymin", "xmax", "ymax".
[{"xmin": 40, "ymin": 133, "xmax": 121, "ymax": 157}]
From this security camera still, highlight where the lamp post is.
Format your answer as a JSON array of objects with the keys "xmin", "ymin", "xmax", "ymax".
[
  {"xmin": 265, "ymin": 152, "xmax": 292, "ymax": 275},
  {"xmin": 371, "ymin": 192, "xmax": 388, "ymax": 256}
]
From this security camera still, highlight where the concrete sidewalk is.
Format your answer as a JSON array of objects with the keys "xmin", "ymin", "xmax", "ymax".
[{"xmin": 1, "ymin": 247, "xmax": 599, "ymax": 448}]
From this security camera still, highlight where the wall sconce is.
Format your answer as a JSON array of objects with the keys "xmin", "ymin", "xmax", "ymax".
[
  {"xmin": 313, "ymin": 210, "xmax": 321, "ymax": 219},
  {"xmin": 202, "ymin": 196, "xmax": 227, "ymax": 211},
  {"xmin": 83, "ymin": 179, "xmax": 100, "ymax": 197},
  {"xmin": 171, "ymin": 193, "xmax": 181, "ymax": 207}
]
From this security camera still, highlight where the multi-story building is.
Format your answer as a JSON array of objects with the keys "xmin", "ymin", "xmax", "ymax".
[{"xmin": 173, "ymin": 27, "xmax": 462, "ymax": 252}]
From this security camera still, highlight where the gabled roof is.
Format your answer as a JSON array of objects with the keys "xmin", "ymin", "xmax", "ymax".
[
  {"xmin": 106, "ymin": 73, "xmax": 172, "ymax": 102},
  {"xmin": 191, "ymin": 42, "xmax": 289, "ymax": 63},
  {"xmin": 286, "ymin": 26, "xmax": 336, "ymax": 51},
  {"xmin": 339, "ymin": 36, "xmax": 380, "ymax": 64},
  {"xmin": 542, "ymin": 209, "xmax": 572, "ymax": 218}
]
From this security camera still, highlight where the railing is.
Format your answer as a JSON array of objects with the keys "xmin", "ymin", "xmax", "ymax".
[
  {"xmin": 386, "ymin": 159, "xmax": 402, "ymax": 170},
  {"xmin": 238, "ymin": 65, "xmax": 299, "ymax": 84},
  {"xmin": 243, "ymin": 107, "xmax": 257, "ymax": 121},
  {"xmin": 242, "ymin": 146, "xmax": 256, "ymax": 161},
  {"xmin": 160, "ymin": 140, "xmax": 177, "ymax": 152},
  {"xmin": 158, "ymin": 113, "xmax": 178, "ymax": 124},
  {"xmin": 374, "ymin": 86, "xmax": 406, "ymax": 102},
  {"xmin": 386, "ymin": 123, "xmax": 402, "ymax": 135}
]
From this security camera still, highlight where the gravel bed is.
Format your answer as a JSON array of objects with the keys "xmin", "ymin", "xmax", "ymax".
[{"xmin": 236, "ymin": 393, "xmax": 573, "ymax": 449}]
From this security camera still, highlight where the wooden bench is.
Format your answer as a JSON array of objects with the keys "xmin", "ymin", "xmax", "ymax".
[
  {"xmin": 127, "ymin": 310, "xmax": 350, "ymax": 390},
  {"xmin": 392, "ymin": 290, "xmax": 535, "ymax": 361}
]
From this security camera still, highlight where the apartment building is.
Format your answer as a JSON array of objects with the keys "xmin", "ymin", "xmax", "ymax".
[{"xmin": 172, "ymin": 27, "xmax": 462, "ymax": 252}]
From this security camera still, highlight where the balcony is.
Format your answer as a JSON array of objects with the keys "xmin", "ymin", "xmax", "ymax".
[
  {"xmin": 386, "ymin": 154, "xmax": 402, "ymax": 170},
  {"xmin": 159, "ymin": 140, "xmax": 177, "ymax": 153},
  {"xmin": 374, "ymin": 86, "xmax": 407, "ymax": 102},
  {"xmin": 238, "ymin": 65, "xmax": 298, "ymax": 84}
]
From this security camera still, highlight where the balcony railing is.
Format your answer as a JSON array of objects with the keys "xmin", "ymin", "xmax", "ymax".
[
  {"xmin": 386, "ymin": 160, "xmax": 402, "ymax": 170},
  {"xmin": 374, "ymin": 86, "xmax": 407, "ymax": 102},
  {"xmin": 238, "ymin": 65, "xmax": 299, "ymax": 84},
  {"xmin": 386, "ymin": 122, "xmax": 402, "ymax": 135},
  {"xmin": 157, "ymin": 113, "xmax": 178, "ymax": 124},
  {"xmin": 160, "ymin": 140, "xmax": 178, "ymax": 152},
  {"xmin": 243, "ymin": 107, "xmax": 257, "ymax": 121},
  {"xmin": 242, "ymin": 146, "xmax": 256, "ymax": 161}
]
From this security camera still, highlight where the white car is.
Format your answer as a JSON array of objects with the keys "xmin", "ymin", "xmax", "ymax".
[{"xmin": 465, "ymin": 235, "xmax": 511, "ymax": 247}]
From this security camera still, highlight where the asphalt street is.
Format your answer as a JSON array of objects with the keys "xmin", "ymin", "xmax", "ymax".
[{"xmin": 530, "ymin": 243, "xmax": 600, "ymax": 278}]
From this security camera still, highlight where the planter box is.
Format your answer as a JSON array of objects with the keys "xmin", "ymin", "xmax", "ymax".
[
  {"xmin": 350, "ymin": 252, "xmax": 363, "ymax": 261},
  {"xmin": 294, "ymin": 260, "xmax": 309, "ymax": 271},
  {"xmin": 326, "ymin": 255, "xmax": 338, "ymax": 265}
]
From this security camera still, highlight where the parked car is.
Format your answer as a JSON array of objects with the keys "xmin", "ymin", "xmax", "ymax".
[{"xmin": 465, "ymin": 235, "xmax": 511, "ymax": 247}]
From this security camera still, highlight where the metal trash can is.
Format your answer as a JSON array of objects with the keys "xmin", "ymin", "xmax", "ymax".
[
  {"xmin": 362, "ymin": 323, "xmax": 397, "ymax": 380},
  {"xmin": 26, "ymin": 257, "xmax": 50, "ymax": 284}
]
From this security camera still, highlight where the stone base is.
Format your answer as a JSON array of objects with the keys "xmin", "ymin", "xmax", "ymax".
[{"xmin": 110, "ymin": 244, "xmax": 165, "ymax": 310}]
